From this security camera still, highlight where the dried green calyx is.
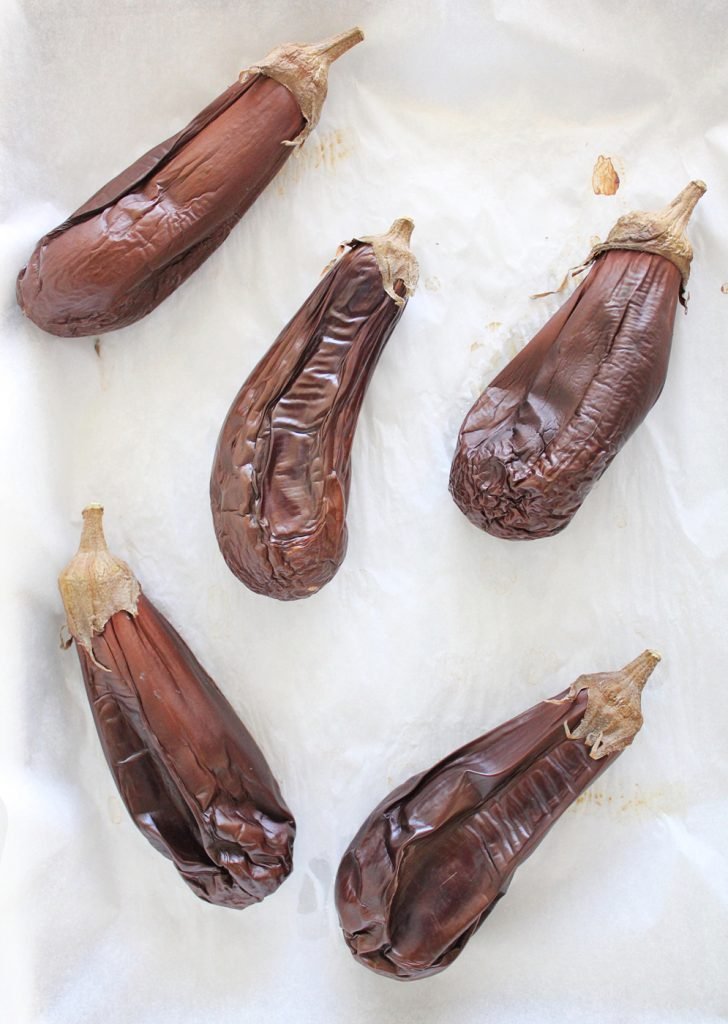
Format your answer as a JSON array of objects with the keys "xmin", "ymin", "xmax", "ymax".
[
  {"xmin": 246, "ymin": 27, "xmax": 364, "ymax": 145},
  {"xmin": 58, "ymin": 505, "xmax": 140, "ymax": 655},
  {"xmin": 587, "ymin": 180, "xmax": 706, "ymax": 300},
  {"xmin": 564, "ymin": 649, "xmax": 660, "ymax": 760}
]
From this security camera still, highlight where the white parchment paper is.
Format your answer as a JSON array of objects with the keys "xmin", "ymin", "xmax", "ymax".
[{"xmin": 2, "ymin": 2, "xmax": 727, "ymax": 1022}]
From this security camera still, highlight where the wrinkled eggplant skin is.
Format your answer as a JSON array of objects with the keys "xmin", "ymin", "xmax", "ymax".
[
  {"xmin": 449, "ymin": 249, "xmax": 682, "ymax": 539},
  {"xmin": 17, "ymin": 75, "xmax": 304, "ymax": 337},
  {"xmin": 77, "ymin": 593, "xmax": 295, "ymax": 909},
  {"xmin": 335, "ymin": 689, "xmax": 614, "ymax": 980},
  {"xmin": 211, "ymin": 243, "xmax": 406, "ymax": 601}
]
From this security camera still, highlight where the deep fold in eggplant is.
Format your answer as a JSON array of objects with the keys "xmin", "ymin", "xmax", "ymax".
[
  {"xmin": 210, "ymin": 220, "xmax": 417, "ymax": 600},
  {"xmin": 450, "ymin": 182, "xmax": 705, "ymax": 540},
  {"xmin": 335, "ymin": 652, "xmax": 658, "ymax": 980},
  {"xmin": 60, "ymin": 506, "xmax": 295, "ymax": 908}
]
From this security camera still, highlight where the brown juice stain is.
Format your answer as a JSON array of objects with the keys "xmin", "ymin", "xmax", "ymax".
[
  {"xmin": 573, "ymin": 782, "xmax": 686, "ymax": 818},
  {"xmin": 94, "ymin": 337, "xmax": 112, "ymax": 390},
  {"xmin": 487, "ymin": 321, "xmax": 502, "ymax": 330},
  {"xmin": 312, "ymin": 128, "xmax": 351, "ymax": 171},
  {"xmin": 474, "ymin": 335, "xmax": 517, "ymax": 384},
  {"xmin": 721, "ymin": 283, "xmax": 728, "ymax": 294},
  {"xmin": 276, "ymin": 129, "xmax": 352, "ymax": 193},
  {"xmin": 485, "ymin": 330, "xmax": 522, "ymax": 374},
  {"xmin": 592, "ymin": 155, "xmax": 620, "ymax": 196}
]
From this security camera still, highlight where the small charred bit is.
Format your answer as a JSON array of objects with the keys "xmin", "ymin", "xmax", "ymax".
[
  {"xmin": 449, "ymin": 181, "xmax": 705, "ymax": 540},
  {"xmin": 58, "ymin": 505, "xmax": 295, "ymax": 909},
  {"xmin": 17, "ymin": 28, "xmax": 363, "ymax": 337},
  {"xmin": 592, "ymin": 155, "xmax": 620, "ymax": 196},
  {"xmin": 210, "ymin": 218, "xmax": 418, "ymax": 601},
  {"xmin": 335, "ymin": 651, "xmax": 659, "ymax": 981}
]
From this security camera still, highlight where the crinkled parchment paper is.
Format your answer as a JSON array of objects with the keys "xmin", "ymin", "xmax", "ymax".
[{"xmin": 1, "ymin": 2, "xmax": 727, "ymax": 1022}]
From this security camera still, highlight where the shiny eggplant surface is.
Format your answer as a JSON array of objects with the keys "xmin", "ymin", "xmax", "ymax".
[
  {"xmin": 450, "ymin": 181, "xmax": 705, "ymax": 539},
  {"xmin": 211, "ymin": 219, "xmax": 418, "ymax": 600},
  {"xmin": 59, "ymin": 506, "xmax": 295, "ymax": 908},
  {"xmin": 336, "ymin": 652, "xmax": 659, "ymax": 980},
  {"xmin": 17, "ymin": 29, "xmax": 363, "ymax": 336}
]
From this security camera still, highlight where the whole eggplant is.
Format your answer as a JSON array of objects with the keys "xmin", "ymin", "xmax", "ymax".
[
  {"xmin": 335, "ymin": 651, "xmax": 659, "ymax": 980},
  {"xmin": 59, "ymin": 505, "xmax": 295, "ymax": 908},
  {"xmin": 210, "ymin": 218, "xmax": 418, "ymax": 600},
  {"xmin": 449, "ymin": 181, "xmax": 705, "ymax": 539},
  {"xmin": 17, "ymin": 28, "xmax": 363, "ymax": 337}
]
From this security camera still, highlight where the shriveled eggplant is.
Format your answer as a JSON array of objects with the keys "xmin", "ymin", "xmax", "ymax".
[
  {"xmin": 335, "ymin": 651, "xmax": 659, "ymax": 980},
  {"xmin": 449, "ymin": 181, "xmax": 705, "ymax": 539},
  {"xmin": 210, "ymin": 218, "xmax": 418, "ymax": 600},
  {"xmin": 59, "ymin": 505, "xmax": 295, "ymax": 908},
  {"xmin": 17, "ymin": 28, "xmax": 363, "ymax": 337}
]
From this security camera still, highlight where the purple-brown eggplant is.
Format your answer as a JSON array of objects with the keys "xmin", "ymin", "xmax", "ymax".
[
  {"xmin": 210, "ymin": 218, "xmax": 418, "ymax": 600},
  {"xmin": 335, "ymin": 651, "xmax": 659, "ymax": 981},
  {"xmin": 58, "ymin": 505, "xmax": 295, "ymax": 908},
  {"xmin": 17, "ymin": 28, "xmax": 363, "ymax": 337},
  {"xmin": 449, "ymin": 181, "xmax": 706, "ymax": 539}
]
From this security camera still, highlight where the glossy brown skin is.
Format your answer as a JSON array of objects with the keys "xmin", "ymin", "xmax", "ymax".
[
  {"xmin": 335, "ymin": 688, "xmax": 616, "ymax": 980},
  {"xmin": 449, "ymin": 249, "xmax": 682, "ymax": 539},
  {"xmin": 211, "ymin": 243, "xmax": 407, "ymax": 600},
  {"xmin": 17, "ymin": 75, "xmax": 304, "ymax": 336},
  {"xmin": 76, "ymin": 593, "xmax": 295, "ymax": 908}
]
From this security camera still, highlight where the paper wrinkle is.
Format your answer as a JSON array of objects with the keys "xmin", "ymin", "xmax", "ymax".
[{"xmin": 2, "ymin": 1, "xmax": 728, "ymax": 1023}]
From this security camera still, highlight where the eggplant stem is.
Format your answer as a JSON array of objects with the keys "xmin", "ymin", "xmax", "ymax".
[
  {"xmin": 352, "ymin": 217, "xmax": 419, "ymax": 304},
  {"xmin": 385, "ymin": 218, "xmax": 415, "ymax": 246},
  {"xmin": 77, "ymin": 503, "xmax": 107, "ymax": 553},
  {"xmin": 662, "ymin": 180, "xmax": 707, "ymax": 237},
  {"xmin": 566, "ymin": 650, "xmax": 660, "ymax": 760},
  {"xmin": 312, "ymin": 27, "xmax": 365, "ymax": 64},
  {"xmin": 248, "ymin": 26, "xmax": 364, "ymax": 145},
  {"xmin": 584, "ymin": 179, "xmax": 706, "ymax": 301},
  {"xmin": 58, "ymin": 505, "xmax": 140, "ymax": 655}
]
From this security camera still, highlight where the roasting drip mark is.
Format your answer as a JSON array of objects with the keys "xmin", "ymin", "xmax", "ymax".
[
  {"xmin": 313, "ymin": 129, "xmax": 351, "ymax": 171},
  {"xmin": 574, "ymin": 783, "xmax": 686, "ymax": 818}
]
